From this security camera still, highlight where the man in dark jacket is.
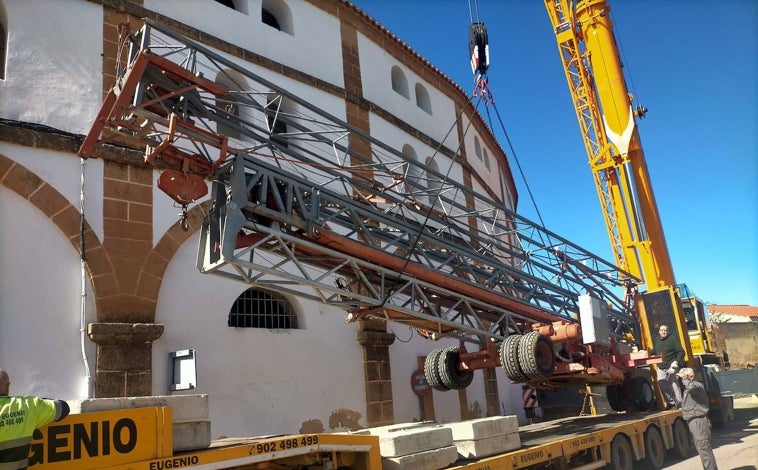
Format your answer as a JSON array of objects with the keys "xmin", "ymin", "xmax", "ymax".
[
  {"xmin": 0, "ymin": 369, "xmax": 70, "ymax": 470},
  {"xmin": 650, "ymin": 324, "xmax": 685, "ymax": 408},
  {"xmin": 677, "ymin": 367, "xmax": 718, "ymax": 470}
]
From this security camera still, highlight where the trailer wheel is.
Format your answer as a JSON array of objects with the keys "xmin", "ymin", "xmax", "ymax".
[
  {"xmin": 605, "ymin": 384, "xmax": 628, "ymax": 412},
  {"xmin": 626, "ymin": 376, "xmax": 654, "ymax": 411},
  {"xmin": 670, "ymin": 418, "xmax": 691, "ymax": 460},
  {"xmin": 424, "ymin": 348, "xmax": 449, "ymax": 391},
  {"xmin": 438, "ymin": 347, "xmax": 474, "ymax": 390},
  {"xmin": 608, "ymin": 434, "xmax": 633, "ymax": 470},
  {"xmin": 643, "ymin": 425, "xmax": 665, "ymax": 469},
  {"xmin": 500, "ymin": 335, "xmax": 528, "ymax": 382},
  {"xmin": 517, "ymin": 331, "xmax": 555, "ymax": 380}
]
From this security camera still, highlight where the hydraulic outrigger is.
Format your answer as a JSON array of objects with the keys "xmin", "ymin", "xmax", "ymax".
[{"xmin": 78, "ymin": 19, "xmax": 659, "ymax": 405}]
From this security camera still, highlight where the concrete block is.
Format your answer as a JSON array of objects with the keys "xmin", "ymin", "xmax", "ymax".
[
  {"xmin": 173, "ymin": 421, "xmax": 212, "ymax": 452},
  {"xmin": 373, "ymin": 426, "xmax": 453, "ymax": 457},
  {"xmin": 454, "ymin": 432, "xmax": 521, "ymax": 459},
  {"xmin": 442, "ymin": 415, "xmax": 519, "ymax": 440},
  {"xmin": 352, "ymin": 421, "xmax": 433, "ymax": 435},
  {"xmin": 69, "ymin": 394, "xmax": 209, "ymax": 422},
  {"xmin": 381, "ymin": 445, "xmax": 458, "ymax": 470}
]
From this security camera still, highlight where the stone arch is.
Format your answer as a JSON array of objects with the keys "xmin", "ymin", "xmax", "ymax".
[
  {"xmin": 0, "ymin": 154, "xmax": 215, "ymax": 324},
  {"xmin": 0, "ymin": 154, "xmax": 117, "ymax": 319}
]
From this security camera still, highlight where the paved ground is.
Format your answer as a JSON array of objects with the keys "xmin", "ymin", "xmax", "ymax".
[{"xmin": 662, "ymin": 396, "xmax": 758, "ymax": 470}]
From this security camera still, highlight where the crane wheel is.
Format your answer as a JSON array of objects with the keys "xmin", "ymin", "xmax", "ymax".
[
  {"xmin": 605, "ymin": 383, "xmax": 629, "ymax": 412},
  {"xmin": 625, "ymin": 376, "xmax": 655, "ymax": 411},
  {"xmin": 424, "ymin": 348, "xmax": 450, "ymax": 391},
  {"xmin": 517, "ymin": 331, "xmax": 555, "ymax": 380},
  {"xmin": 438, "ymin": 347, "xmax": 474, "ymax": 390},
  {"xmin": 500, "ymin": 335, "xmax": 528, "ymax": 382}
]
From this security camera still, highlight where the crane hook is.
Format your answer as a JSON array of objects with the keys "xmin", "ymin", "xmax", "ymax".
[{"xmin": 180, "ymin": 204, "xmax": 189, "ymax": 231}]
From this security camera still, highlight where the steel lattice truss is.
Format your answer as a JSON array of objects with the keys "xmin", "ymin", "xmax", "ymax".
[{"xmin": 80, "ymin": 20, "xmax": 642, "ymax": 346}]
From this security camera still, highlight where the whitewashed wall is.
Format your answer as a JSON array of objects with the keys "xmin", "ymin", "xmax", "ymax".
[
  {"xmin": 145, "ymin": 0, "xmax": 345, "ymax": 88},
  {"xmin": 0, "ymin": 186, "xmax": 97, "ymax": 400},
  {"xmin": 358, "ymin": 34, "xmax": 461, "ymax": 151},
  {"xmin": 0, "ymin": 0, "xmax": 101, "ymax": 135},
  {"xmin": 153, "ymin": 233, "xmax": 367, "ymax": 438}
]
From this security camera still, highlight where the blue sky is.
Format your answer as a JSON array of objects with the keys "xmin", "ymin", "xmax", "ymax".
[{"xmin": 354, "ymin": 1, "xmax": 758, "ymax": 307}]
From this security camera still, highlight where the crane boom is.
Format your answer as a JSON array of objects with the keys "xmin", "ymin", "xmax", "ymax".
[{"xmin": 544, "ymin": 0, "xmax": 692, "ymax": 356}]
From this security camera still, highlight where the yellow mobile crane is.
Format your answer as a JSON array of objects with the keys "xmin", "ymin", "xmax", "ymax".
[{"xmin": 543, "ymin": 0, "xmax": 733, "ymax": 420}]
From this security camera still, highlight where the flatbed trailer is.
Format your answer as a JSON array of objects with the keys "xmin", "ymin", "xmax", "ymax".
[
  {"xmin": 450, "ymin": 410, "xmax": 689, "ymax": 470},
  {"xmin": 30, "ymin": 406, "xmax": 690, "ymax": 470}
]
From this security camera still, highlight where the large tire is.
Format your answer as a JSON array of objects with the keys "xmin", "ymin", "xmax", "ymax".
[
  {"xmin": 424, "ymin": 348, "xmax": 449, "ymax": 391},
  {"xmin": 643, "ymin": 425, "xmax": 665, "ymax": 469},
  {"xmin": 670, "ymin": 418, "xmax": 691, "ymax": 460},
  {"xmin": 500, "ymin": 335, "xmax": 528, "ymax": 382},
  {"xmin": 605, "ymin": 384, "xmax": 629, "ymax": 412},
  {"xmin": 438, "ymin": 347, "xmax": 474, "ymax": 390},
  {"xmin": 608, "ymin": 434, "xmax": 634, "ymax": 470},
  {"xmin": 517, "ymin": 331, "xmax": 555, "ymax": 380},
  {"xmin": 626, "ymin": 376, "xmax": 655, "ymax": 411}
]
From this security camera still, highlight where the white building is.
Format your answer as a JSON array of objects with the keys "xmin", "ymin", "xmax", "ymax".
[{"xmin": 0, "ymin": 0, "xmax": 524, "ymax": 438}]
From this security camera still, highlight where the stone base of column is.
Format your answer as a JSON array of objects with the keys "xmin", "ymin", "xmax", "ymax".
[
  {"xmin": 88, "ymin": 322, "xmax": 164, "ymax": 398},
  {"xmin": 357, "ymin": 329, "xmax": 396, "ymax": 427}
]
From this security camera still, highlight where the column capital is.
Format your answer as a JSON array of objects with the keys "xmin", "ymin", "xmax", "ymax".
[{"xmin": 88, "ymin": 322, "xmax": 164, "ymax": 344}]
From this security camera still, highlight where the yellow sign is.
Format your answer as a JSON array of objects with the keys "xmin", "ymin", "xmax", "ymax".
[{"xmin": 29, "ymin": 407, "xmax": 172, "ymax": 469}]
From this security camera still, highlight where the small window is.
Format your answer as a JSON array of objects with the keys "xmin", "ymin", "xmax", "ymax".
[
  {"xmin": 266, "ymin": 93, "xmax": 288, "ymax": 148},
  {"xmin": 261, "ymin": 0, "xmax": 293, "ymax": 34},
  {"xmin": 215, "ymin": 68, "xmax": 249, "ymax": 140},
  {"xmin": 214, "ymin": 0, "xmax": 236, "ymax": 9},
  {"xmin": 415, "ymin": 83, "xmax": 432, "ymax": 114},
  {"xmin": 401, "ymin": 144, "xmax": 421, "ymax": 194},
  {"xmin": 474, "ymin": 137, "xmax": 483, "ymax": 162},
  {"xmin": 426, "ymin": 157, "xmax": 441, "ymax": 206},
  {"xmin": 483, "ymin": 148, "xmax": 491, "ymax": 171},
  {"xmin": 229, "ymin": 288, "xmax": 299, "ymax": 329},
  {"xmin": 391, "ymin": 66, "xmax": 409, "ymax": 99},
  {"xmin": 262, "ymin": 8, "xmax": 280, "ymax": 29}
]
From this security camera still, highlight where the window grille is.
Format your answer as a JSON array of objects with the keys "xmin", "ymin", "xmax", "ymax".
[{"xmin": 229, "ymin": 288, "xmax": 299, "ymax": 329}]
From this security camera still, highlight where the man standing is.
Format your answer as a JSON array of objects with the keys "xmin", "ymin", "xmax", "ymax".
[
  {"xmin": 677, "ymin": 367, "xmax": 718, "ymax": 470},
  {"xmin": 650, "ymin": 324, "xmax": 685, "ymax": 408},
  {"xmin": 0, "ymin": 369, "xmax": 70, "ymax": 470}
]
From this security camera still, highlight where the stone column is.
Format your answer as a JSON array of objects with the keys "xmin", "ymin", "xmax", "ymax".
[
  {"xmin": 357, "ymin": 325, "xmax": 396, "ymax": 427},
  {"xmin": 88, "ymin": 323, "xmax": 164, "ymax": 397},
  {"xmin": 483, "ymin": 367, "xmax": 501, "ymax": 416}
]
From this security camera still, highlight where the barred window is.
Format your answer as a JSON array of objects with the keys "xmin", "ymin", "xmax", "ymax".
[{"xmin": 229, "ymin": 288, "xmax": 299, "ymax": 329}]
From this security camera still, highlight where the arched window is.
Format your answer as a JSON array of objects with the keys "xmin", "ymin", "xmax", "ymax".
[
  {"xmin": 483, "ymin": 147, "xmax": 491, "ymax": 171},
  {"xmin": 474, "ymin": 137, "xmax": 483, "ymax": 162},
  {"xmin": 266, "ymin": 92, "xmax": 289, "ymax": 148},
  {"xmin": 415, "ymin": 83, "xmax": 432, "ymax": 114},
  {"xmin": 228, "ymin": 288, "xmax": 299, "ymax": 329},
  {"xmin": 215, "ymin": 68, "xmax": 248, "ymax": 140},
  {"xmin": 426, "ymin": 157, "xmax": 442, "ymax": 206},
  {"xmin": 401, "ymin": 144, "xmax": 422, "ymax": 194},
  {"xmin": 391, "ymin": 66, "xmax": 409, "ymax": 99},
  {"xmin": 214, "ymin": 0, "xmax": 236, "ymax": 9},
  {"xmin": 261, "ymin": 0, "xmax": 293, "ymax": 34}
]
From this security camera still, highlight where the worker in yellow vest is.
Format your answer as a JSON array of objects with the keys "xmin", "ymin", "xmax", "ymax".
[{"xmin": 0, "ymin": 369, "xmax": 70, "ymax": 470}]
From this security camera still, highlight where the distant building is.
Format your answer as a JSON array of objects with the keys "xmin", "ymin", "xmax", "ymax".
[
  {"xmin": 708, "ymin": 304, "xmax": 758, "ymax": 324},
  {"xmin": 709, "ymin": 304, "xmax": 758, "ymax": 369}
]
